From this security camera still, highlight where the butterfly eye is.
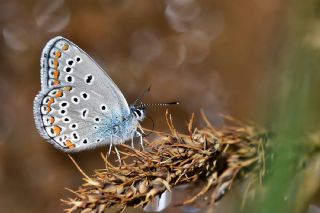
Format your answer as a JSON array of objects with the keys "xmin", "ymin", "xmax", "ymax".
[
  {"xmin": 133, "ymin": 109, "xmax": 143, "ymax": 118},
  {"xmin": 136, "ymin": 109, "xmax": 142, "ymax": 117}
]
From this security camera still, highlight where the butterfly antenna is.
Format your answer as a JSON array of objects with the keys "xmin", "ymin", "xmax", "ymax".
[
  {"xmin": 133, "ymin": 85, "xmax": 152, "ymax": 106},
  {"xmin": 139, "ymin": 101, "xmax": 180, "ymax": 108}
]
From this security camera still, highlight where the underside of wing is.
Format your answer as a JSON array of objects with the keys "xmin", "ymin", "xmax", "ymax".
[
  {"xmin": 35, "ymin": 36, "xmax": 133, "ymax": 151},
  {"xmin": 34, "ymin": 86, "xmax": 122, "ymax": 151},
  {"xmin": 40, "ymin": 36, "xmax": 130, "ymax": 115}
]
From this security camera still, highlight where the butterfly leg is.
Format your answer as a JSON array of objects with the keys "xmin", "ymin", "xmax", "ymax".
[
  {"xmin": 109, "ymin": 134, "xmax": 122, "ymax": 166},
  {"xmin": 136, "ymin": 131, "xmax": 144, "ymax": 150},
  {"xmin": 108, "ymin": 136, "xmax": 113, "ymax": 156},
  {"xmin": 131, "ymin": 137, "xmax": 134, "ymax": 149},
  {"xmin": 136, "ymin": 125, "xmax": 145, "ymax": 150}
]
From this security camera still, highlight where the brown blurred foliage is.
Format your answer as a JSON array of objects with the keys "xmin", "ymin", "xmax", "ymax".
[{"xmin": 0, "ymin": 0, "xmax": 285, "ymax": 212}]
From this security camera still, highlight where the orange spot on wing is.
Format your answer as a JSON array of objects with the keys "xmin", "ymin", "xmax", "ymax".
[
  {"xmin": 53, "ymin": 80, "xmax": 60, "ymax": 85},
  {"xmin": 63, "ymin": 86, "xmax": 72, "ymax": 91},
  {"xmin": 54, "ymin": 60, "xmax": 59, "ymax": 68},
  {"xmin": 65, "ymin": 140, "xmax": 75, "ymax": 149},
  {"xmin": 53, "ymin": 126, "xmax": 62, "ymax": 135},
  {"xmin": 55, "ymin": 50, "xmax": 61, "ymax": 58},
  {"xmin": 62, "ymin": 44, "xmax": 69, "ymax": 51},
  {"xmin": 47, "ymin": 97, "xmax": 55, "ymax": 107},
  {"xmin": 49, "ymin": 116, "xmax": 55, "ymax": 124},
  {"xmin": 47, "ymin": 106, "xmax": 51, "ymax": 113},
  {"xmin": 53, "ymin": 70, "xmax": 59, "ymax": 79},
  {"xmin": 55, "ymin": 90, "xmax": 63, "ymax": 97}
]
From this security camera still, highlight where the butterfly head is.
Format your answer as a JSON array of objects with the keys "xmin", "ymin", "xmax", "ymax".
[{"xmin": 131, "ymin": 106, "xmax": 146, "ymax": 121}]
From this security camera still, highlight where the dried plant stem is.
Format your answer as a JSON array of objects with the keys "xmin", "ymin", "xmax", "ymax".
[{"xmin": 62, "ymin": 111, "xmax": 267, "ymax": 212}]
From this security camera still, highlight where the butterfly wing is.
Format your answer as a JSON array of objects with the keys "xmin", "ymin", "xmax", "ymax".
[{"xmin": 34, "ymin": 36, "xmax": 131, "ymax": 151}]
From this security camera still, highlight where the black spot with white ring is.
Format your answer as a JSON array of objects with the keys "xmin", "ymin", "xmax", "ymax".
[
  {"xmin": 64, "ymin": 66, "xmax": 72, "ymax": 73},
  {"xmin": 75, "ymin": 56, "xmax": 82, "ymax": 63},
  {"xmin": 66, "ymin": 75, "xmax": 74, "ymax": 83},
  {"xmin": 67, "ymin": 59, "xmax": 74, "ymax": 66},
  {"xmin": 80, "ymin": 92, "xmax": 89, "ymax": 100},
  {"xmin": 59, "ymin": 109, "xmax": 67, "ymax": 115},
  {"xmin": 100, "ymin": 104, "xmax": 108, "ymax": 112},
  {"xmin": 63, "ymin": 116, "xmax": 71, "ymax": 123},
  {"xmin": 84, "ymin": 74, "xmax": 94, "ymax": 85},
  {"xmin": 81, "ymin": 108, "xmax": 88, "ymax": 119},
  {"xmin": 70, "ymin": 123, "xmax": 78, "ymax": 130},
  {"xmin": 71, "ymin": 132, "xmax": 79, "ymax": 141},
  {"xmin": 72, "ymin": 96, "xmax": 80, "ymax": 104},
  {"xmin": 59, "ymin": 101, "xmax": 69, "ymax": 108}
]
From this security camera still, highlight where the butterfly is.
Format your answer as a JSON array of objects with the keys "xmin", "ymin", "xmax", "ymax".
[{"xmin": 33, "ymin": 36, "xmax": 147, "ymax": 153}]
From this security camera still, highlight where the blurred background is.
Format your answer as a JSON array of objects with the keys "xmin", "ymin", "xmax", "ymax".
[{"xmin": 0, "ymin": 0, "xmax": 320, "ymax": 212}]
